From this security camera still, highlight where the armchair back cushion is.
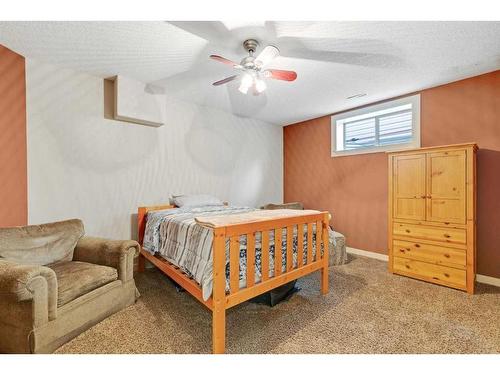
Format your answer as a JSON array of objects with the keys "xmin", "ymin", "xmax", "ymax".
[{"xmin": 0, "ymin": 219, "xmax": 84, "ymax": 265}]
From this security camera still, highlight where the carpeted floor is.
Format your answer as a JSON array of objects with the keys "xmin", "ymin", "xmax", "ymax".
[{"xmin": 55, "ymin": 255, "xmax": 500, "ymax": 354}]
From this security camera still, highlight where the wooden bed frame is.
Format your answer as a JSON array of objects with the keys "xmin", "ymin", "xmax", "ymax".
[{"xmin": 137, "ymin": 204, "xmax": 330, "ymax": 354}]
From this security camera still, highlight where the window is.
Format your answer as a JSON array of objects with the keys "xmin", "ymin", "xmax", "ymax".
[{"xmin": 331, "ymin": 94, "xmax": 420, "ymax": 157}]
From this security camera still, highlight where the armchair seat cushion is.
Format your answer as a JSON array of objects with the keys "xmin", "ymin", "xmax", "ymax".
[{"xmin": 47, "ymin": 261, "xmax": 118, "ymax": 307}]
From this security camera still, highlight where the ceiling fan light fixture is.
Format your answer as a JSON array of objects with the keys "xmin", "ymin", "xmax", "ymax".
[
  {"xmin": 255, "ymin": 78, "xmax": 267, "ymax": 93},
  {"xmin": 238, "ymin": 73, "xmax": 254, "ymax": 94},
  {"xmin": 255, "ymin": 45, "xmax": 280, "ymax": 67},
  {"xmin": 238, "ymin": 84, "xmax": 249, "ymax": 94},
  {"xmin": 241, "ymin": 73, "xmax": 253, "ymax": 87}
]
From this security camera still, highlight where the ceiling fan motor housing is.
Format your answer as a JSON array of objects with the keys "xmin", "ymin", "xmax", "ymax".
[{"xmin": 243, "ymin": 39, "xmax": 259, "ymax": 53}]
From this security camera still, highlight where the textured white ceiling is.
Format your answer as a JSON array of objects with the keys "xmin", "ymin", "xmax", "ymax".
[{"xmin": 1, "ymin": 21, "xmax": 499, "ymax": 125}]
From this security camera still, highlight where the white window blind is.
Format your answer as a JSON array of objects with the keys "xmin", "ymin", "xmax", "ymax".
[
  {"xmin": 344, "ymin": 117, "xmax": 376, "ymax": 150},
  {"xmin": 331, "ymin": 94, "xmax": 420, "ymax": 156}
]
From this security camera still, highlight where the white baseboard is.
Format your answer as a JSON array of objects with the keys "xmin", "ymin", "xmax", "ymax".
[
  {"xmin": 346, "ymin": 247, "xmax": 389, "ymax": 261},
  {"xmin": 346, "ymin": 246, "xmax": 500, "ymax": 288},
  {"xmin": 476, "ymin": 274, "xmax": 500, "ymax": 288}
]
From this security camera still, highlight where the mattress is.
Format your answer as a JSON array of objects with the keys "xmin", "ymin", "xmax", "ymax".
[{"xmin": 143, "ymin": 205, "xmax": 320, "ymax": 301}]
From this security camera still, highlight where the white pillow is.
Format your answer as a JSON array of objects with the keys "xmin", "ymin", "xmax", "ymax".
[{"xmin": 171, "ymin": 194, "xmax": 223, "ymax": 208}]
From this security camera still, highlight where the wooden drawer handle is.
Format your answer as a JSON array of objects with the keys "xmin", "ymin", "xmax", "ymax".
[
  {"xmin": 405, "ymin": 229, "xmax": 411, "ymax": 233},
  {"xmin": 444, "ymin": 273, "xmax": 450, "ymax": 278},
  {"xmin": 399, "ymin": 249, "xmax": 406, "ymax": 253},
  {"xmin": 443, "ymin": 234, "xmax": 451, "ymax": 238},
  {"xmin": 444, "ymin": 254, "xmax": 450, "ymax": 258},
  {"xmin": 414, "ymin": 243, "xmax": 420, "ymax": 248}
]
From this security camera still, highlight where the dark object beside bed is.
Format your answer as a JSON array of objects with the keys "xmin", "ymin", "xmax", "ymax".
[
  {"xmin": 171, "ymin": 277, "xmax": 299, "ymax": 307},
  {"xmin": 250, "ymin": 281, "xmax": 299, "ymax": 307}
]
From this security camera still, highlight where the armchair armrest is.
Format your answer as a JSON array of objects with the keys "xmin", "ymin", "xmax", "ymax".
[
  {"xmin": 0, "ymin": 260, "xmax": 58, "ymax": 324},
  {"xmin": 73, "ymin": 237, "xmax": 140, "ymax": 282}
]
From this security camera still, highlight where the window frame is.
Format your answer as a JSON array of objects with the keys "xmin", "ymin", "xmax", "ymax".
[{"xmin": 331, "ymin": 94, "xmax": 421, "ymax": 157}]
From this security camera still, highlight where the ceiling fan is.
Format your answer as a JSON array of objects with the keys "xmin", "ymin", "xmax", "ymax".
[{"xmin": 210, "ymin": 39, "xmax": 297, "ymax": 95}]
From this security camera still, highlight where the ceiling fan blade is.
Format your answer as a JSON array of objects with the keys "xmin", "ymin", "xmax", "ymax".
[
  {"xmin": 276, "ymin": 37, "xmax": 404, "ymax": 68},
  {"xmin": 210, "ymin": 54, "xmax": 241, "ymax": 67},
  {"xmin": 168, "ymin": 21, "xmax": 232, "ymax": 45},
  {"xmin": 212, "ymin": 75, "xmax": 238, "ymax": 86},
  {"xmin": 264, "ymin": 69, "xmax": 297, "ymax": 81},
  {"xmin": 255, "ymin": 45, "xmax": 280, "ymax": 67}
]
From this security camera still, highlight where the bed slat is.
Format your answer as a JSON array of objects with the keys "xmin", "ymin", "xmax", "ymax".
[
  {"xmin": 229, "ymin": 236, "xmax": 240, "ymax": 293},
  {"xmin": 261, "ymin": 230, "xmax": 270, "ymax": 282},
  {"xmin": 286, "ymin": 225, "xmax": 293, "ymax": 272},
  {"xmin": 246, "ymin": 233, "xmax": 256, "ymax": 288},
  {"xmin": 275, "ymin": 228, "xmax": 282, "ymax": 276},
  {"xmin": 307, "ymin": 223, "xmax": 313, "ymax": 264},
  {"xmin": 316, "ymin": 221, "xmax": 322, "ymax": 262},
  {"xmin": 297, "ymin": 223, "xmax": 304, "ymax": 268}
]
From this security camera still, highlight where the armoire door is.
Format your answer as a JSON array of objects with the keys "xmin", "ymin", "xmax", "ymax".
[
  {"xmin": 426, "ymin": 150, "xmax": 467, "ymax": 224},
  {"xmin": 393, "ymin": 154, "xmax": 427, "ymax": 221}
]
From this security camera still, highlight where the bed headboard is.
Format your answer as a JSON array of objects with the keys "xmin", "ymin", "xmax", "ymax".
[
  {"xmin": 137, "ymin": 204, "xmax": 175, "ymax": 246},
  {"xmin": 137, "ymin": 201, "xmax": 230, "ymax": 246}
]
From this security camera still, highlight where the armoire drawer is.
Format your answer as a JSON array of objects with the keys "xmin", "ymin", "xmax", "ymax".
[
  {"xmin": 392, "ymin": 239, "xmax": 466, "ymax": 269},
  {"xmin": 393, "ymin": 222, "xmax": 466, "ymax": 245},
  {"xmin": 393, "ymin": 257, "xmax": 466, "ymax": 289}
]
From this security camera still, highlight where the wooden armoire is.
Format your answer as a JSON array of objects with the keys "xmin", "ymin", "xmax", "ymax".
[{"xmin": 388, "ymin": 143, "xmax": 477, "ymax": 293}]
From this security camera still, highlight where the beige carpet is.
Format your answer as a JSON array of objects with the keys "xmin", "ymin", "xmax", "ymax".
[{"xmin": 55, "ymin": 255, "xmax": 500, "ymax": 354}]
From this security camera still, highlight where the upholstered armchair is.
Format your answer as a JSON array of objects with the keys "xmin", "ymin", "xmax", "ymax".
[{"xmin": 0, "ymin": 219, "xmax": 140, "ymax": 353}]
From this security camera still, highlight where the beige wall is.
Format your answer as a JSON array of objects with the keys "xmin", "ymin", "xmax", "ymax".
[
  {"xmin": 0, "ymin": 45, "xmax": 27, "ymax": 227},
  {"xmin": 284, "ymin": 70, "xmax": 500, "ymax": 278}
]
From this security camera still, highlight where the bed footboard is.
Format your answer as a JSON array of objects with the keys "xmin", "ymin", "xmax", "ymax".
[{"xmin": 211, "ymin": 212, "xmax": 330, "ymax": 353}]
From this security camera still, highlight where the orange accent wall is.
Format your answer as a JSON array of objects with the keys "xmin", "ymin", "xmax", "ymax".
[
  {"xmin": 0, "ymin": 45, "xmax": 27, "ymax": 226},
  {"xmin": 284, "ymin": 70, "xmax": 500, "ymax": 278}
]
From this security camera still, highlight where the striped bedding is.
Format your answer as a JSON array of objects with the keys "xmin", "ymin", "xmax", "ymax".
[{"xmin": 143, "ymin": 205, "xmax": 319, "ymax": 301}]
